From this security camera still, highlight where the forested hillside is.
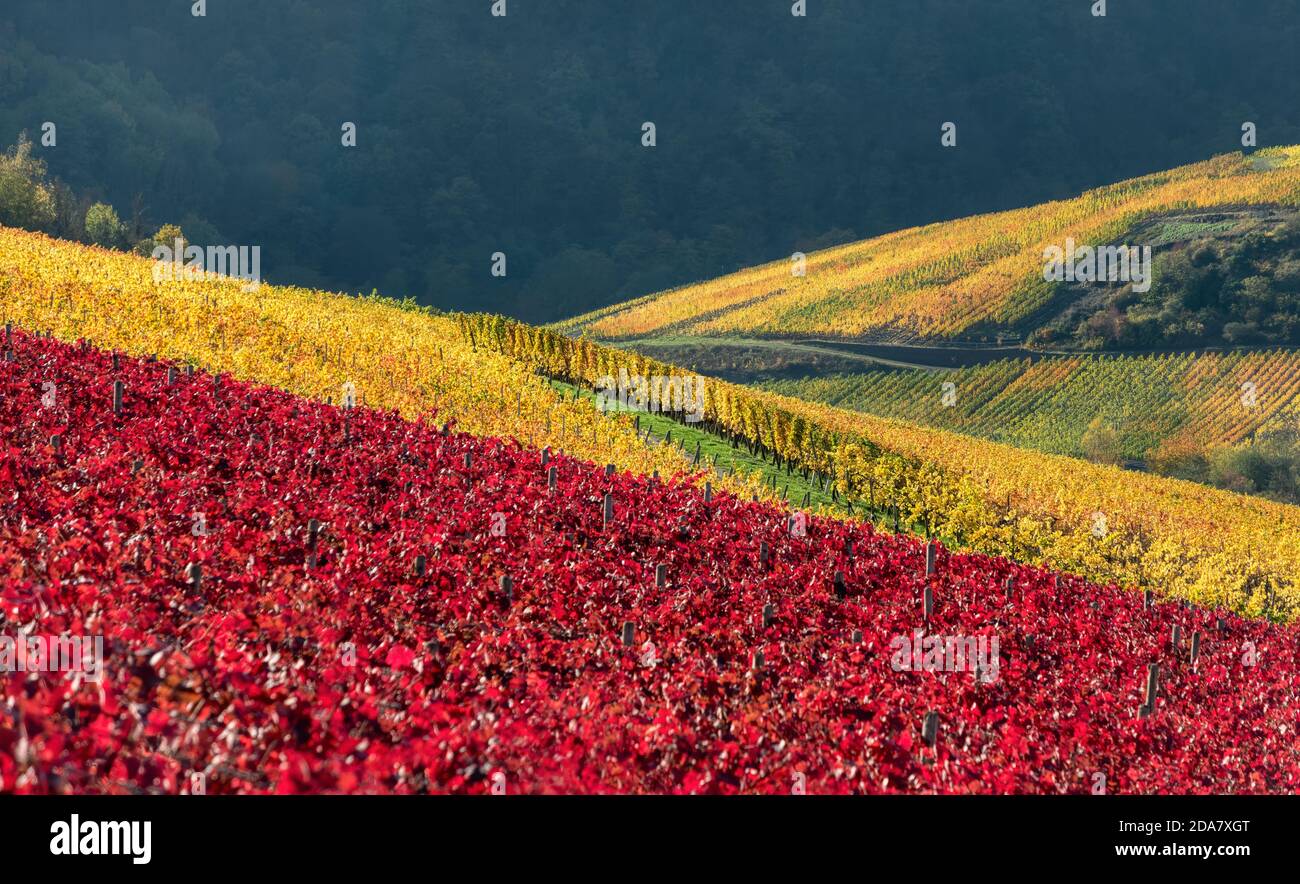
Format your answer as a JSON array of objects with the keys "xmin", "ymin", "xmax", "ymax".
[{"xmin": 3, "ymin": 1, "xmax": 1300, "ymax": 320}]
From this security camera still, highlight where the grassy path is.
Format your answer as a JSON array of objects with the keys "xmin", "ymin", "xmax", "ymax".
[
  {"xmin": 547, "ymin": 378, "xmax": 966, "ymax": 551},
  {"xmin": 549, "ymin": 379, "xmax": 836, "ymax": 508}
]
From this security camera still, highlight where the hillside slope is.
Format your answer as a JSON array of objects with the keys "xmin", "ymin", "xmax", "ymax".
[
  {"xmin": 559, "ymin": 148, "xmax": 1300, "ymax": 343},
  {"xmin": 761, "ymin": 348, "xmax": 1300, "ymax": 463},
  {"xmin": 0, "ymin": 224, "xmax": 761, "ymax": 503},
  {"xmin": 467, "ymin": 315, "xmax": 1300, "ymax": 621},
  {"xmin": 5, "ymin": 331, "xmax": 1300, "ymax": 794},
  {"xmin": 7, "ymin": 223, "xmax": 1300, "ymax": 619}
]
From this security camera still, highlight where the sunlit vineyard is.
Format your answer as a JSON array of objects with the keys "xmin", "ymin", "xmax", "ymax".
[
  {"xmin": 0, "ymin": 226, "xmax": 763, "ymax": 502},
  {"xmin": 467, "ymin": 314, "xmax": 1300, "ymax": 622},
  {"xmin": 745, "ymin": 387, "xmax": 1300, "ymax": 623},
  {"xmin": 559, "ymin": 148, "xmax": 1300, "ymax": 342},
  {"xmin": 6, "ymin": 223, "xmax": 1300, "ymax": 622},
  {"xmin": 761, "ymin": 348, "xmax": 1300, "ymax": 459},
  {"xmin": 11, "ymin": 330, "xmax": 1300, "ymax": 795}
]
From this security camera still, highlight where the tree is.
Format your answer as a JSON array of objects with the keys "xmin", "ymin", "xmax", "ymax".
[
  {"xmin": 0, "ymin": 134, "xmax": 57, "ymax": 231},
  {"xmin": 1148, "ymin": 437, "xmax": 1209, "ymax": 481},
  {"xmin": 1080, "ymin": 417, "xmax": 1123, "ymax": 465},
  {"xmin": 84, "ymin": 203, "xmax": 127, "ymax": 249},
  {"xmin": 137, "ymin": 223, "xmax": 186, "ymax": 257},
  {"xmin": 51, "ymin": 180, "xmax": 90, "ymax": 241}
]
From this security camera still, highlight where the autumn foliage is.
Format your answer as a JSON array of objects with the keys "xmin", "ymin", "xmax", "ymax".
[
  {"xmin": 3, "ymin": 331, "xmax": 1300, "ymax": 794},
  {"xmin": 562, "ymin": 148, "xmax": 1300, "ymax": 341}
]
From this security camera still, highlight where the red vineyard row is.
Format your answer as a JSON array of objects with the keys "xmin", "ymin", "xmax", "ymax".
[{"xmin": 1, "ymin": 328, "xmax": 1298, "ymax": 793}]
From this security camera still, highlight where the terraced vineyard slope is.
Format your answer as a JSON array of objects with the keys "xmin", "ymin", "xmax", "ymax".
[
  {"xmin": 7, "ymin": 224, "xmax": 1300, "ymax": 620},
  {"xmin": 761, "ymin": 348, "xmax": 1300, "ymax": 460},
  {"xmin": 0, "ymin": 224, "xmax": 760, "ymax": 502},
  {"xmin": 558, "ymin": 148, "xmax": 1300, "ymax": 343},
  {"xmin": 5, "ymin": 331, "xmax": 1300, "ymax": 794},
  {"xmin": 468, "ymin": 315, "xmax": 1300, "ymax": 621}
]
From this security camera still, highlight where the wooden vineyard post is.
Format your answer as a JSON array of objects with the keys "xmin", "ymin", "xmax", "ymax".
[
  {"xmin": 306, "ymin": 519, "xmax": 321, "ymax": 569},
  {"xmin": 1138, "ymin": 663, "xmax": 1159, "ymax": 718},
  {"xmin": 922, "ymin": 711, "xmax": 939, "ymax": 749}
]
